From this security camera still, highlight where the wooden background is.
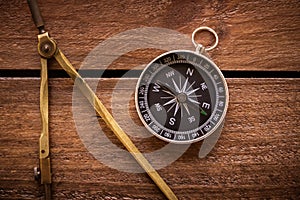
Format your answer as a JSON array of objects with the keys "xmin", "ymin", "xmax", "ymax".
[{"xmin": 0, "ymin": 0, "xmax": 299, "ymax": 199}]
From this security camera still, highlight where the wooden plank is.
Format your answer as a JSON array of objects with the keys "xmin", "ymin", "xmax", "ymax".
[
  {"xmin": 0, "ymin": 78, "xmax": 299, "ymax": 199},
  {"xmin": 0, "ymin": 0, "xmax": 299, "ymax": 71}
]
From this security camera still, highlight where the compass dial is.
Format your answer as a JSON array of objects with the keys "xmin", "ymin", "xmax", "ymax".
[{"xmin": 135, "ymin": 50, "xmax": 228, "ymax": 144}]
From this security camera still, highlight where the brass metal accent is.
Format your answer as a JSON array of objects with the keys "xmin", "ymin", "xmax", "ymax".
[
  {"xmin": 37, "ymin": 47, "xmax": 52, "ymax": 199},
  {"xmin": 38, "ymin": 33, "xmax": 57, "ymax": 58},
  {"xmin": 28, "ymin": 0, "xmax": 178, "ymax": 195},
  {"xmin": 35, "ymin": 33, "xmax": 178, "ymax": 200},
  {"xmin": 53, "ymin": 37, "xmax": 179, "ymax": 200}
]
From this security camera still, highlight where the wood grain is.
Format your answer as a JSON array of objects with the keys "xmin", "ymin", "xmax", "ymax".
[
  {"xmin": 1, "ymin": 0, "xmax": 299, "ymax": 199},
  {"xmin": 0, "ymin": 0, "xmax": 299, "ymax": 71},
  {"xmin": 0, "ymin": 78, "xmax": 299, "ymax": 199}
]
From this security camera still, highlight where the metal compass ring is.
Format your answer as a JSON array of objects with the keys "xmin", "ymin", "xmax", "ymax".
[{"xmin": 192, "ymin": 26, "xmax": 219, "ymax": 52}]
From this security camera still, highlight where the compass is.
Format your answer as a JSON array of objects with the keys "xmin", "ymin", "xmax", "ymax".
[
  {"xmin": 136, "ymin": 28, "xmax": 229, "ymax": 144},
  {"xmin": 27, "ymin": 0, "xmax": 179, "ymax": 199}
]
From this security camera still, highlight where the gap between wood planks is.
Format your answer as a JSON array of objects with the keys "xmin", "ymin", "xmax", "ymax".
[{"xmin": 0, "ymin": 69, "xmax": 299, "ymax": 78}]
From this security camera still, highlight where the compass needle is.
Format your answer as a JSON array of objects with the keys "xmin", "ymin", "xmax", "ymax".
[
  {"xmin": 174, "ymin": 103, "xmax": 180, "ymax": 116},
  {"xmin": 188, "ymin": 97, "xmax": 200, "ymax": 105},
  {"xmin": 179, "ymin": 76, "xmax": 182, "ymax": 90},
  {"xmin": 186, "ymin": 87, "xmax": 200, "ymax": 96},
  {"xmin": 162, "ymin": 89, "xmax": 176, "ymax": 97},
  {"xmin": 186, "ymin": 81, "xmax": 195, "ymax": 92},
  {"xmin": 189, "ymin": 94, "xmax": 202, "ymax": 98},
  {"xmin": 182, "ymin": 77, "xmax": 189, "ymax": 92},
  {"xmin": 180, "ymin": 104, "xmax": 184, "ymax": 118},
  {"xmin": 157, "ymin": 81, "xmax": 177, "ymax": 96},
  {"xmin": 163, "ymin": 98, "xmax": 176, "ymax": 106},
  {"xmin": 167, "ymin": 102, "xmax": 176, "ymax": 113},
  {"xmin": 171, "ymin": 78, "xmax": 180, "ymax": 93},
  {"xmin": 161, "ymin": 96, "xmax": 174, "ymax": 99},
  {"xmin": 183, "ymin": 103, "xmax": 191, "ymax": 116}
]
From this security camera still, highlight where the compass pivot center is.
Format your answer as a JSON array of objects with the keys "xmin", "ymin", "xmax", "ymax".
[{"xmin": 177, "ymin": 93, "xmax": 187, "ymax": 103}]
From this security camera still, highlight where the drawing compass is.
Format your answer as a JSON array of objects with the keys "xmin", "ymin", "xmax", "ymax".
[{"xmin": 27, "ymin": 0, "xmax": 178, "ymax": 199}]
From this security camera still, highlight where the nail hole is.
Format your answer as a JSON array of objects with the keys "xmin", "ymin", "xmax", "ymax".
[{"xmin": 41, "ymin": 150, "xmax": 45, "ymax": 154}]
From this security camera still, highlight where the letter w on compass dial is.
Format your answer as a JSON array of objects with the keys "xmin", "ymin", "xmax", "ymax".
[{"xmin": 147, "ymin": 58, "xmax": 212, "ymax": 134}]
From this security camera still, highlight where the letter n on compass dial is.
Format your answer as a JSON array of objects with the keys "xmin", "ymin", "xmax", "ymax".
[{"xmin": 136, "ymin": 50, "xmax": 227, "ymax": 144}]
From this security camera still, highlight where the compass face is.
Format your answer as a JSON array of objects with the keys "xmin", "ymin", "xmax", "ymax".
[{"xmin": 135, "ymin": 50, "xmax": 228, "ymax": 144}]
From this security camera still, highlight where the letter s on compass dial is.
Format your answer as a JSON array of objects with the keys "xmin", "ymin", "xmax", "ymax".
[{"xmin": 135, "ymin": 50, "xmax": 229, "ymax": 144}]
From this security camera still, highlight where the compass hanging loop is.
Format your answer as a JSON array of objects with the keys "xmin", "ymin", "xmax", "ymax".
[{"xmin": 192, "ymin": 26, "xmax": 219, "ymax": 53}]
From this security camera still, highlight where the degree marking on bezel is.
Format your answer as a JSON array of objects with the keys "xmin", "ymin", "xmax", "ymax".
[{"xmin": 210, "ymin": 121, "xmax": 216, "ymax": 126}]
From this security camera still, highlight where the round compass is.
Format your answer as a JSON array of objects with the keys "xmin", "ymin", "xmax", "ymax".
[{"xmin": 135, "ymin": 50, "xmax": 229, "ymax": 144}]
